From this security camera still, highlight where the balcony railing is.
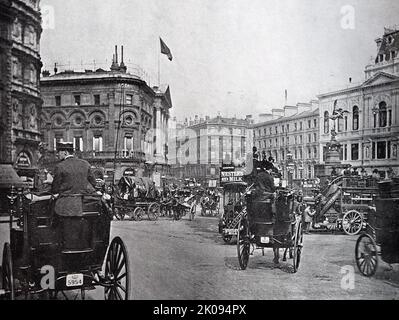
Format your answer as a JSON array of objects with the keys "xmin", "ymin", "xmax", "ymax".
[{"xmin": 78, "ymin": 150, "xmax": 146, "ymax": 162}]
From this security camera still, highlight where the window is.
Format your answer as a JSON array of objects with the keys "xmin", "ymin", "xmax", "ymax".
[
  {"xmin": 294, "ymin": 149, "xmax": 297, "ymax": 159},
  {"xmin": 282, "ymin": 126, "xmax": 284, "ymax": 133},
  {"xmin": 372, "ymin": 142, "xmax": 376, "ymax": 159},
  {"xmin": 300, "ymin": 122, "xmax": 302, "ymax": 130},
  {"xmin": 313, "ymin": 119, "xmax": 317, "ymax": 128},
  {"xmin": 373, "ymin": 113, "xmax": 377, "ymax": 128},
  {"xmin": 313, "ymin": 146, "xmax": 317, "ymax": 158},
  {"xmin": 388, "ymin": 141, "xmax": 391, "ymax": 159},
  {"xmin": 94, "ymin": 94, "xmax": 100, "ymax": 105},
  {"xmin": 275, "ymin": 138, "xmax": 278, "ymax": 147},
  {"xmin": 377, "ymin": 141, "xmax": 386, "ymax": 159},
  {"xmin": 337, "ymin": 117, "xmax": 343, "ymax": 132},
  {"xmin": 324, "ymin": 111, "xmax": 329, "ymax": 134},
  {"xmin": 308, "ymin": 120, "xmax": 311, "ymax": 129},
  {"xmin": 294, "ymin": 123, "xmax": 297, "ymax": 131},
  {"xmin": 313, "ymin": 133, "xmax": 317, "ymax": 142},
  {"xmin": 344, "ymin": 116, "xmax": 348, "ymax": 131},
  {"xmin": 264, "ymin": 128, "xmax": 266, "ymax": 136},
  {"xmin": 379, "ymin": 101, "xmax": 387, "ymax": 127},
  {"xmin": 287, "ymin": 124, "xmax": 289, "ymax": 132},
  {"xmin": 93, "ymin": 136, "xmax": 103, "ymax": 152},
  {"xmin": 269, "ymin": 139, "xmax": 272, "ymax": 147},
  {"xmin": 73, "ymin": 137, "xmax": 83, "ymax": 152},
  {"xmin": 352, "ymin": 106, "xmax": 359, "ymax": 130},
  {"xmin": 308, "ymin": 134, "xmax": 311, "ymax": 143},
  {"xmin": 294, "ymin": 136, "xmax": 297, "ymax": 144},
  {"xmin": 308, "ymin": 147, "xmax": 311, "ymax": 158},
  {"xmin": 53, "ymin": 136, "xmax": 63, "ymax": 150},
  {"xmin": 282, "ymin": 137, "xmax": 285, "ymax": 145},
  {"xmin": 124, "ymin": 136, "xmax": 133, "ymax": 152},
  {"xmin": 269, "ymin": 128, "xmax": 272, "ymax": 135},
  {"xmin": 55, "ymin": 96, "xmax": 61, "ymax": 106},
  {"xmin": 126, "ymin": 94, "xmax": 133, "ymax": 105},
  {"xmin": 388, "ymin": 110, "xmax": 392, "ymax": 126},
  {"xmin": 275, "ymin": 126, "xmax": 278, "ymax": 134},
  {"xmin": 299, "ymin": 135, "xmax": 303, "ymax": 144},
  {"xmin": 351, "ymin": 143, "xmax": 359, "ymax": 160},
  {"xmin": 344, "ymin": 144, "xmax": 347, "ymax": 160},
  {"xmin": 74, "ymin": 95, "xmax": 81, "ymax": 106}
]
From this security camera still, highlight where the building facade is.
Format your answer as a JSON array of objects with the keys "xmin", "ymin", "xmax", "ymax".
[
  {"xmin": 0, "ymin": 0, "xmax": 42, "ymax": 183},
  {"xmin": 170, "ymin": 115, "xmax": 252, "ymax": 186},
  {"xmin": 40, "ymin": 47, "xmax": 172, "ymax": 182},
  {"xmin": 318, "ymin": 27, "xmax": 399, "ymax": 178},
  {"xmin": 252, "ymin": 102, "xmax": 320, "ymax": 182}
]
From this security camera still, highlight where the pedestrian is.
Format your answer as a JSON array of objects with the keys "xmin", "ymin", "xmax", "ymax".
[
  {"xmin": 51, "ymin": 142, "xmax": 97, "ymax": 217},
  {"xmin": 372, "ymin": 169, "xmax": 380, "ymax": 181}
]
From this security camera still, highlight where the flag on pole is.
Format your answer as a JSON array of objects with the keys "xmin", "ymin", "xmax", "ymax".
[{"xmin": 160, "ymin": 37, "xmax": 173, "ymax": 61}]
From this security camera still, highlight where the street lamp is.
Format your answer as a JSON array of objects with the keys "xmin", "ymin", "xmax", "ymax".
[{"xmin": 286, "ymin": 151, "xmax": 295, "ymax": 188}]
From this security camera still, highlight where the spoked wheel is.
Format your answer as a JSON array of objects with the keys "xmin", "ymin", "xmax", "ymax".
[
  {"xmin": 292, "ymin": 220, "xmax": 303, "ymax": 273},
  {"xmin": 113, "ymin": 207, "xmax": 125, "ymax": 221},
  {"xmin": 104, "ymin": 237, "xmax": 130, "ymax": 300},
  {"xmin": 355, "ymin": 233, "xmax": 378, "ymax": 277},
  {"xmin": 147, "ymin": 203, "xmax": 160, "ymax": 221},
  {"xmin": 133, "ymin": 207, "xmax": 144, "ymax": 221},
  {"xmin": 237, "ymin": 217, "xmax": 250, "ymax": 270},
  {"xmin": 342, "ymin": 210, "xmax": 363, "ymax": 235},
  {"xmin": 2, "ymin": 243, "xmax": 15, "ymax": 300}
]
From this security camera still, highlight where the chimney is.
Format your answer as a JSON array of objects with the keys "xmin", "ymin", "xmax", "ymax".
[
  {"xmin": 283, "ymin": 105, "xmax": 298, "ymax": 117},
  {"xmin": 258, "ymin": 113, "xmax": 273, "ymax": 122},
  {"xmin": 271, "ymin": 109, "xmax": 284, "ymax": 119},
  {"xmin": 120, "ymin": 45, "xmax": 127, "ymax": 73},
  {"xmin": 54, "ymin": 62, "xmax": 58, "ymax": 74},
  {"xmin": 42, "ymin": 70, "xmax": 50, "ymax": 77},
  {"xmin": 110, "ymin": 46, "xmax": 119, "ymax": 71},
  {"xmin": 296, "ymin": 102, "xmax": 312, "ymax": 114}
]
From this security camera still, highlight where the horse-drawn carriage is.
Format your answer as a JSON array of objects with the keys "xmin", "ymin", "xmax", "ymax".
[
  {"xmin": 111, "ymin": 176, "xmax": 160, "ymax": 221},
  {"xmin": 1, "ymin": 187, "xmax": 130, "ymax": 300},
  {"xmin": 305, "ymin": 176, "xmax": 377, "ymax": 235},
  {"xmin": 218, "ymin": 182, "xmax": 247, "ymax": 244},
  {"xmin": 199, "ymin": 189, "xmax": 220, "ymax": 217},
  {"xmin": 355, "ymin": 178, "xmax": 399, "ymax": 277},
  {"xmin": 170, "ymin": 188, "xmax": 197, "ymax": 221},
  {"xmin": 237, "ymin": 185, "xmax": 304, "ymax": 273}
]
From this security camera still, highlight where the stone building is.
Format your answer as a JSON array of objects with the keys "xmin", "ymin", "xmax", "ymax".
[
  {"xmin": 252, "ymin": 102, "xmax": 319, "ymax": 182},
  {"xmin": 170, "ymin": 115, "xmax": 252, "ymax": 187},
  {"xmin": 0, "ymin": 0, "xmax": 42, "ymax": 184},
  {"xmin": 40, "ymin": 46, "xmax": 172, "ymax": 182},
  {"xmin": 318, "ymin": 27, "xmax": 399, "ymax": 178}
]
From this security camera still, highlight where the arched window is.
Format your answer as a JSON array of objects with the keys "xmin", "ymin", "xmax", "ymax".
[
  {"xmin": 352, "ymin": 106, "xmax": 359, "ymax": 131},
  {"xmin": 379, "ymin": 101, "xmax": 387, "ymax": 127},
  {"xmin": 324, "ymin": 111, "xmax": 329, "ymax": 134}
]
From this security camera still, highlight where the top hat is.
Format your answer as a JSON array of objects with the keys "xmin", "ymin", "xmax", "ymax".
[{"xmin": 56, "ymin": 142, "xmax": 74, "ymax": 152}]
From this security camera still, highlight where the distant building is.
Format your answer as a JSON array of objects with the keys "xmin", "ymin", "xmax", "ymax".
[
  {"xmin": 0, "ymin": 0, "xmax": 42, "ymax": 184},
  {"xmin": 252, "ymin": 102, "xmax": 320, "ymax": 182},
  {"xmin": 40, "ymin": 46, "xmax": 172, "ymax": 182},
  {"xmin": 170, "ymin": 115, "xmax": 253, "ymax": 186},
  {"xmin": 318, "ymin": 27, "xmax": 399, "ymax": 178}
]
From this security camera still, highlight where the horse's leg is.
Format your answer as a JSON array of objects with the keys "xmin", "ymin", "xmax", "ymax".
[{"xmin": 282, "ymin": 248, "xmax": 288, "ymax": 262}]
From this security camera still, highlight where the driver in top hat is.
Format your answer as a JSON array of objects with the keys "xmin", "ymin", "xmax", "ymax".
[{"xmin": 51, "ymin": 142, "xmax": 97, "ymax": 216}]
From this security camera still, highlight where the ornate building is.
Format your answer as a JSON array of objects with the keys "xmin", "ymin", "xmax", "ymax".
[
  {"xmin": 0, "ymin": 0, "xmax": 42, "ymax": 183},
  {"xmin": 40, "ymin": 47, "xmax": 172, "ymax": 182},
  {"xmin": 318, "ymin": 27, "xmax": 399, "ymax": 178},
  {"xmin": 170, "ymin": 115, "xmax": 252, "ymax": 186},
  {"xmin": 252, "ymin": 102, "xmax": 320, "ymax": 183}
]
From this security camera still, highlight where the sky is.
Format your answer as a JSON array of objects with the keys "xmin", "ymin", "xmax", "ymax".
[{"xmin": 40, "ymin": 0, "xmax": 399, "ymax": 121}]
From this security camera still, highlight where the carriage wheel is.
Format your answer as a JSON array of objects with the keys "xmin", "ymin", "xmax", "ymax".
[
  {"xmin": 104, "ymin": 237, "xmax": 130, "ymax": 300},
  {"xmin": 342, "ymin": 210, "xmax": 363, "ymax": 236},
  {"xmin": 113, "ymin": 207, "xmax": 124, "ymax": 221},
  {"xmin": 148, "ymin": 203, "xmax": 160, "ymax": 221},
  {"xmin": 133, "ymin": 207, "xmax": 144, "ymax": 221},
  {"xmin": 355, "ymin": 233, "xmax": 378, "ymax": 277},
  {"xmin": 2, "ymin": 243, "xmax": 15, "ymax": 300},
  {"xmin": 292, "ymin": 220, "xmax": 303, "ymax": 273},
  {"xmin": 237, "ymin": 217, "xmax": 250, "ymax": 270}
]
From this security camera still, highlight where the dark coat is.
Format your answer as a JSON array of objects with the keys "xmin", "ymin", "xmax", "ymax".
[{"xmin": 51, "ymin": 156, "xmax": 97, "ymax": 216}]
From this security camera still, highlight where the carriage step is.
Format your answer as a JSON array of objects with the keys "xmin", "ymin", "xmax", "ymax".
[{"xmin": 62, "ymin": 249, "xmax": 94, "ymax": 254}]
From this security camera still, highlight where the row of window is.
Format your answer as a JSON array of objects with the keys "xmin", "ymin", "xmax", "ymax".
[
  {"xmin": 323, "ymin": 102, "xmax": 392, "ymax": 134},
  {"xmin": 12, "ymin": 58, "xmax": 37, "ymax": 85},
  {"xmin": 53, "ymin": 135, "xmax": 136, "ymax": 152},
  {"xmin": 255, "ymin": 118, "xmax": 318, "ymax": 137},
  {"xmin": 375, "ymin": 50, "xmax": 397, "ymax": 64},
  {"xmin": 257, "ymin": 133, "xmax": 317, "ymax": 149},
  {"xmin": 260, "ymin": 146, "xmax": 318, "ymax": 162}
]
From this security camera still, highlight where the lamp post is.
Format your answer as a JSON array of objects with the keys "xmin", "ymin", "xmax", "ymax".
[{"xmin": 286, "ymin": 151, "xmax": 294, "ymax": 188}]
